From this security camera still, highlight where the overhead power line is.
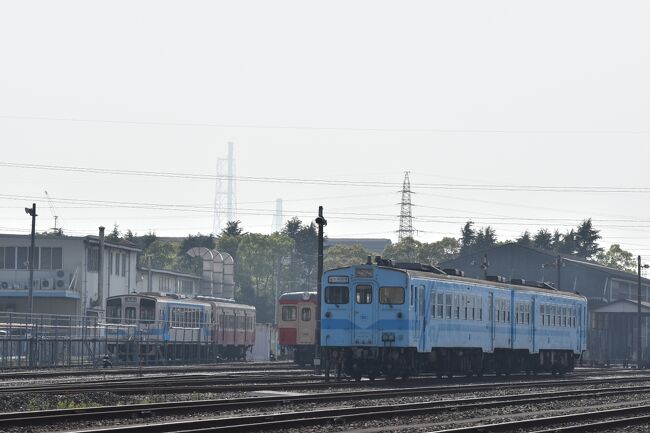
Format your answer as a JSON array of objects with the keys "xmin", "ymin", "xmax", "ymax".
[
  {"xmin": 2, "ymin": 162, "xmax": 650, "ymax": 193},
  {"xmin": 3, "ymin": 114, "xmax": 650, "ymax": 135}
]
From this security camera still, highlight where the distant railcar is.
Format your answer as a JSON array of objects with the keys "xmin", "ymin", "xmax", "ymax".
[
  {"xmin": 105, "ymin": 293, "xmax": 255, "ymax": 363},
  {"xmin": 278, "ymin": 291, "xmax": 317, "ymax": 365},
  {"xmin": 321, "ymin": 261, "xmax": 587, "ymax": 380}
]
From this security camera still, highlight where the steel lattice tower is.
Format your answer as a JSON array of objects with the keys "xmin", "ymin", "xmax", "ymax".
[
  {"xmin": 397, "ymin": 171, "xmax": 415, "ymax": 242},
  {"xmin": 212, "ymin": 142, "xmax": 237, "ymax": 234}
]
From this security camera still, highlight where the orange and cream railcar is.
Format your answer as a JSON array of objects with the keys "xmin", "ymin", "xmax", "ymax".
[{"xmin": 278, "ymin": 291, "xmax": 317, "ymax": 365}]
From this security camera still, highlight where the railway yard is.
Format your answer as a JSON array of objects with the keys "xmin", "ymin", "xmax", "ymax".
[{"xmin": 0, "ymin": 363, "xmax": 647, "ymax": 433}]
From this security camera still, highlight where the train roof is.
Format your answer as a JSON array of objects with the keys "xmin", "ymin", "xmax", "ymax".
[
  {"xmin": 279, "ymin": 291, "xmax": 317, "ymax": 302},
  {"xmin": 324, "ymin": 265, "xmax": 587, "ymax": 301},
  {"xmin": 106, "ymin": 293, "xmax": 255, "ymax": 310}
]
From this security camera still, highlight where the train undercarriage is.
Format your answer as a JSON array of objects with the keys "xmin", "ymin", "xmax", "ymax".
[
  {"xmin": 325, "ymin": 347, "xmax": 579, "ymax": 381},
  {"xmin": 107, "ymin": 342, "xmax": 250, "ymax": 364}
]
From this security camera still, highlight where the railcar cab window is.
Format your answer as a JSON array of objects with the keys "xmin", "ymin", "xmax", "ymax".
[
  {"xmin": 301, "ymin": 307, "xmax": 311, "ymax": 321},
  {"xmin": 356, "ymin": 285, "xmax": 372, "ymax": 304},
  {"xmin": 106, "ymin": 299, "xmax": 122, "ymax": 324},
  {"xmin": 325, "ymin": 286, "xmax": 349, "ymax": 304},
  {"xmin": 282, "ymin": 306, "xmax": 297, "ymax": 321},
  {"xmin": 380, "ymin": 287, "xmax": 404, "ymax": 305},
  {"xmin": 125, "ymin": 307, "xmax": 136, "ymax": 324}
]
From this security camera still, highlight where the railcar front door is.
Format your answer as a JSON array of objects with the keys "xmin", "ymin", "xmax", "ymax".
[
  {"xmin": 353, "ymin": 284, "xmax": 376, "ymax": 346},
  {"xmin": 297, "ymin": 303, "xmax": 313, "ymax": 345}
]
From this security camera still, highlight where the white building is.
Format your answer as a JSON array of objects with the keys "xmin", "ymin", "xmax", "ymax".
[
  {"xmin": 0, "ymin": 233, "xmax": 139, "ymax": 317},
  {"xmin": 136, "ymin": 266, "xmax": 201, "ymax": 297}
]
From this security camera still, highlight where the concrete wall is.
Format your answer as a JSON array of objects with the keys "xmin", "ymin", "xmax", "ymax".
[{"xmin": 249, "ymin": 323, "xmax": 278, "ymax": 361}]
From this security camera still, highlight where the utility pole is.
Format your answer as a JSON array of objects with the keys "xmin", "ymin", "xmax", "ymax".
[
  {"xmin": 24, "ymin": 203, "xmax": 37, "ymax": 369},
  {"xmin": 25, "ymin": 204, "xmax": 37, "ymax": 317},
  {"xmin": 315, "ymin": 206, "xmax": 327, "ymax": 376},
  {"xmin": 638, "ymin": 256, "xmax": 649, "ymax": 367}
]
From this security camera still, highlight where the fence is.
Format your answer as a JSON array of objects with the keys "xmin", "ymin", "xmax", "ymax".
[{"xmin": 0, "ymin": 312, "xmax": 247, "ymax": 370}]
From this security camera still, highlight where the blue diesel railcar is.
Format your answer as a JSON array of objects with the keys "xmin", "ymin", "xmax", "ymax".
[{"xmin": 321, "ymin": 260, "xmax": 587, "ymax": 380}]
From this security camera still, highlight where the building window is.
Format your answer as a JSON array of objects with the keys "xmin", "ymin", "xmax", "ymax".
[
  {"xmin": 121, "ymin": 254, "xmax": 127, "ymax": 277},
  {"xmin": 3, "ymin": 247, "xmax": 15, "ymax": 270},
  {"xmin": 115, "ymin": 252, "xmax": 120, "ymax": 275},
  {"xmin": 87, "ymin": 247, "xmax": 99, "ymax": 272},
  {"xmin": 17, "ymin": 247, "xmax": 29, "ymax": 270},
  {"xmin": 39, "ymin": 247, "xmax": 62, "ymax": 270}
]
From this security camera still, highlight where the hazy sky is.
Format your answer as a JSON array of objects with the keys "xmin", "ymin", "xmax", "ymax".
[{"xmin": 1, "ymin": 1, "xmax": 649, "ymax": 259}]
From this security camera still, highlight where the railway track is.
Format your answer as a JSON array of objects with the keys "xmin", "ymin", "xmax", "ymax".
[
  {"xmin": 436, "ymin": 405, "xmax": 650, "ymax": 432},
  {"xmin": 0, "ymin": 361, "xmax": 300, "ymax": 380},
  {"xmin": 33, "ymin": 384, "xmax": 650, "ymax": 433},
  {"xmin": 3, "ymin": 371, "xmax": 650, "ymax": 395}
]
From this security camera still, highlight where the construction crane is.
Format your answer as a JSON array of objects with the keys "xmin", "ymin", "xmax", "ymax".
[{"xmin": 44, "ymin": 190, "xmax": 62, "ymax": 234}]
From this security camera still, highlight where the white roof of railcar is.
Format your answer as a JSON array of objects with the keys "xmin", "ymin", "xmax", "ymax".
[{"xmin": 324, "ymin": 265, "xmax": 587, "ymax": 301}]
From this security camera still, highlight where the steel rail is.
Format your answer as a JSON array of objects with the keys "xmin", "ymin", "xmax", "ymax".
[
  {"xmin": 0, "ymin": 362, "xmax": 300, "ymax": 379},
  {"xmin": 4, "ymin": 372, "xmax": 650, "ymax": 396},
  {"xmin": 38, "ymin": 385, "xmax": 650, "ymax": 433},
  {"xmin": 434, "ymin": 405, "xmax": 650, "ymax": 432}
]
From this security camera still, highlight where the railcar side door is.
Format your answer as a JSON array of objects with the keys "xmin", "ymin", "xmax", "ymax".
[
  {"xmin": 489, "ymin": 292, "xmax": 495, "ymax": 352},
  {"xmin": 353, "ymin": 283, "xmax": 376, "ymax": 345}
]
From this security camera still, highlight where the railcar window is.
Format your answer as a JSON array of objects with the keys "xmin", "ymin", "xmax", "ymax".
[
  {"xmin": 380, "ymin": 287, "xmax": 404, "ymax": 305},
  {"xmin": 106, "ymin": 300, "xmax": 122, "ymax": 324},
  {"xmin": 418, "ymin": 286, "xmax": 424, "ymax": 314},
  {"xmin": 125, "ymin": 307, "xmax": 136, "ymax": 324},
  {"xmin": 562, "ymin": 307, "xmax": 567, "ymax": 327},
  {"xmin": 140, "ymin": 302, "xmax": 155, "ymax": 323},
  {"xmin": 546, "ymin": 304, "xmax": 551, "ymax": 326},
  {"xmin": 445, "ymin": 293, "xmax": 452, "ymax": 319},
  {"xmin": 356, "ymin": 285, "xmax": 372, "ymax": 304},
  {"xmin": 460, "ymin": 295, "xmax": 466, "ymax": 320},
  {"xmin": 301, "ymin": 307, "xmax": 311, "ymax": 321},
  {"xmin": 469, "ymin": 296, "xmax": 475, "ymax": 320},
  {"xmin": 436, "ymin": 292, "xmax": 443, "ymax": 318},
  {"xmin": 282, "ymin": 306, "xmax": 297, "ymax": 321},
  {"xmin": 325, "ymin": 286, "xmax": 349, "ymax": 304}
]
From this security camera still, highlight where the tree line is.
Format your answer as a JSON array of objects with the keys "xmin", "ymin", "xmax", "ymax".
[{"xmin": 106, "ymin": 216, "xmax": 636, "ymax": 323}]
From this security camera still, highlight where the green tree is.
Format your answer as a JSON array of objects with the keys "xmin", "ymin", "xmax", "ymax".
[
  {"xmin": 516, "ymin": 230, "xmax": 533, "ymax": 247},
  {"xmin": 106, "ymin": 224, "xmax": 120, "ymax": 242},
  {"xmin": 418, "ymin": 237, "xmax": 460, "ymax": 264},
  {"xmin": 575, "ymin": 218, "xmax": 602, "ymax": 259},
  {"xmin": 324, "ymin": 244, "xmax": 372, "ymax": 270},
  {"xmin": 282, "ymin": 218, "xmax": 318, "ymax": 291},
  {"xmin": 382, "ymin": 237, "xmax": 422, "ymax": 262},
  {"xmin": 474, "ymin": 226, "xmax": 497, "ymax": 251},
  {"xmin": 533, "ymin": 229, "xmax": 553, "ymax": 250},
  {"xmin": 597, "ymin": 244, "xmax": 636, "ymax": 272},
  {"xmin": 459, "ymin": 221, "xmax": 476, "ymax": 255},
  {"xmin": 236, "ymin": 232, "xmax": 293, "ymax": 322},
  {"xmin": 142, "ymin": 240, "xmax": 180, "ymax": 270},
  {"xmin": 216, "ymin": 221, "xmax": 245, "ymax": 262}
]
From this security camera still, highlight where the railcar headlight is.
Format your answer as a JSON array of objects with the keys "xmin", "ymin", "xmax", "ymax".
[{"xmin": 382, "ymin": 332, "xmax": 395, "ymax": 342}]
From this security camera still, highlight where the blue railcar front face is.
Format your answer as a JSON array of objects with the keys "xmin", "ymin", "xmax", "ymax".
[{"xmin": 321, "ymin": 265, "xmax": 409, "ymax": 348}]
